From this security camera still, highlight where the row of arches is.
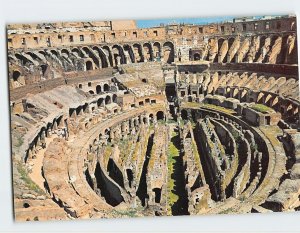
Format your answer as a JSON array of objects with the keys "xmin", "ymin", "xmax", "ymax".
[
  {"xmin": 201, "ymin": 34, "xmax": 297, "ymax": 64},
  {"xmin": 216, "ymin": 86, "xmax": 299, "ymax": 119},
  {"xmin": 24, "ymin": 115, "xmax": 65, "ymax": 163},
  {"xmin": 69, "ymin": 93, "xmax": 118, "ymax": 118},
  {"xmin": 10, "ymin": 41, "xmax": 175, "ymax": 73}
]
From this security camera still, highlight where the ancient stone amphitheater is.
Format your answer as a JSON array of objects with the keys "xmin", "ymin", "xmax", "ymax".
[{"xmin": 8, "ymin": 16, "xmax": 300, "ymax": 221}]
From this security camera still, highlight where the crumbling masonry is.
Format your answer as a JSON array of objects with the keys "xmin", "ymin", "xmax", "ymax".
[{"xmin": 8, "ymin": 15, "xmax": 300, "ymax": 221}]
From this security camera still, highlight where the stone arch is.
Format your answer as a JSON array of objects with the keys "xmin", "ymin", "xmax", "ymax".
[
  {"xmin": 69, "ymin": 108, "xmax": 76, "ymax": 118},
  {"xmin": 163, "ymin": 41, "xmax": 174, "ymax": 64},
  {"xmin": 76, "ymin": 106, "xmax": 83, "ymax": 116},
  {"xmin": 96, "ymin": 85, "xmax": 102, "ymax": 94},
  {"xmin": 193, "ymin": 53, "xmax": 201, "ymax": 61},
  {"xmin": 214, "ymin": 38, "xmax": 225, "ymax": 62},
  {"xmin": 71, "ymin": 47, "xmax": 84, "ymax": 58},
  {"xmin": 50, "ymin": 50, "xmax": 59, "ymax": 57},
  {"xmin": 103, "ymin": 83, "xmax": 110, "ymax": 92},
  {"xmin": 257, "ymin": 92, "xmax": 265, "ymax": 104},
  {"xmin": 153, "ymin": 42, "xmax": 161, "ymax": 60},
  {"xmin": 15, "ymin": 53, "xmax": 33, "ymax": 66},
  {"xmin": 264, "ymin": 94, "xmax": 273, "ymax": 106},
  {"xmin": 133, "ymin": 43, "xmax": 143, "ymax": 62},
  {"xmin": 85, "ymin": 60, "xmax": 93, "ymax": 71},
  {"xmin": 143, "ymin": 43, "xmax": 153, "ymax": 61},
  {"xmin": 61, "ymin": 49, "xmax": 70, "ymax": 57},
  {"xmin": 112, "ymin": 94, "xmax": 117, "ymax": 103},
  {"xmin": 97, "ymin": 98, "xmax": 104, "ymax": 107},
  {"xmin": 156, "ymin": 111, "xmax": 165, "ymax": 121},
  {"xmin": 12, "ymin": 70, "xmax": 21, "ymax": 82},
  {"xmin": 93, "ymin": 46, "xmax": 109, "ymax": 68},
  {"xmin": 102, "ymin": 46, "xmax": 113, "ymax": 67},
  {"xmin": 254, "ymin": 36, "xmax": 267, "ymax": 62},
  {"xmin": 123, "ymin": 44, "xmax": 135, "ymax": 63},
  {"xmin": 112, "ymin": 44, "xmax": 126, "ymax": 65},
  {"xmin": 105, "ymin": 95, "xmax": 111, "ymax": 105},
  {"xmin": 26, "ymin": 52, "xmax": 41, "ymax": 62},
  {"xmin": 82, "ymin": 47, "xmax": 100, "ymax": 68}
]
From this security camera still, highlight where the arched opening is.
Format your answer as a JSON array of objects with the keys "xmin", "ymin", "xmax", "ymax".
[
  {"xmin": 133, "ymin": 44, "xmax": 143, "ymax": 63},
  {"xmin": 123, "ymin": 44, "xmax": 135, "ymax": 63},
  {"xmin": 112, "ymin": 94, "xmax": 117, "ymax": 103},
  {"xmin": 143, "ymin": 43, "xmax": 153, "ymax": 61},
  {"xmin": 61, "ymin": 49, "xmax": 69, "ymax": 58},
  {"xmin": 71, "ymin": 48, "xmax": 83, "ymax": 58},
  {"xmin": 214, "ymin": 38, "xmax": 225, "ymax": 63},
  {"xmin": 254, "ymin": 36, "xmax": 267, "ymax": 62},
  {"xmin": 105, "ymin": 95, "xmax": 111, "ymax": 105},
  {"xmin": 82, "ymin": 47, "xmax": 100, "ymax": 68},
  {"xmin": 103, "ymin": 83, "xmax": 110, "ymax": 92},
  {"xmin": 76, "ymin": 106, "xmax": 82, "ymax": 116},
  {"xmin": 153, "ymin": 42, "xmax": 161, "ymax": 60},
  {"xmin": 23, "ymin": 203, "xmax": 30, "ymax": 208},
  {"xmin": 96, "ymin": 85, "xmax": 102, "ymax": 94},
  {"xmin": 163, "ymin": 42, "xmax": 174, "ymax": 64},
  {"xmin": 156, "ymin": 111, "xmax": 164, "ymax": 121},
  {"xmin": 102, "ymin": 46, "xmax": 113, "ymax": 67},
  {"xmin": 97, "ymin": 98, "xmax": 104, "ymax": 107},
  {"xmin": 112, "ymin": 45, "xmax": 126, "ymax": 65},
  {"xmin": 126, "ymin": 169, "xmax": 133, "ymax": 188},
  {"xmin": 227, "ymin": 37, "xmax": 236, "ymax": 62},
  {"xmin": 89, "ymin": 90, "xmax": 94, "ymax": 95},
  {"xmin": 193, "ymin": 53, "xmax": 200, "ymax": 61},
  {"xmin": 153, "ymin": 188, "xmax": 162, "ymax": 203},
  {"xmin": 181, "ymin": 109, "xmax": 188, "ymax": 120},
  {"xmin": 149, "ymin": 114, "xmax": 154, "ymax": 123},
  {"xmin": 12, "ymin": 70, "xmax": 21, "ymax": 81},
  {"xmin": 86, "ymin": 61, "xmax": 93, "ymax": 70},
  {"xmin": 40, "ymin": 65, "xmax": 47, "ymax": 76}
]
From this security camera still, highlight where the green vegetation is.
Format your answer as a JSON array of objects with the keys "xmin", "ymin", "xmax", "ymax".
[
  {"xmin": 15, "ymin": 136, "xmax": 24, "ymax": 148},
  {"xmin": 191, "ymin": 140, "xmax": 202, "ymax": 171},
  {"xmin": 16, "ymin": 162, "xmax": 45, "ymax": 195},
  {"xmin": 157, "ymin": 119, "xmax": 165, "ymax": 125},
  {"xmin": 111, "ymin": 207, "xmax": 143, "ymax": 218},
  {"xmin": 201, "ymin": 103, "xmax": 236, "ymax": 115},
  {"xmin": 250, "ymin": 143, "xmax": 258, "ymax": 152},
  {"xmin": 103, "ymin": 143, "xmax": 113, "ymax": 165},
  {"xmin": 166, "ymin": 119, "xmax": 176, "ymax": 124},
  {"xmin": 219, "ymin": 207, "xmax": 234, "ymax": 214},
  {"xmin": 231, "ymin": 130, "xmax": 241, "ymax": 142},
  {"xmin": 250, "ymin": 104, "xmax": 273, "ymax": 113},
  {"xmin": 119, "ymin": 137, "xmax": 134, "ymax": 165},
  {"xmin": 181, "ymin": 102, "xmax": 201, "ymax": 109},
  {"xmin": 167, "ymin": 131, "xmax": 180, "ymax": 215},
  {"xmin": 148, "ymin": 144, "xmax": 156, "ymax": 171}
]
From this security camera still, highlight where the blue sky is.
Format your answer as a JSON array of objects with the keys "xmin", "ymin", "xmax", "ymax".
[
  {"xmin": 136, "ymin": 16, "xmax": 270, "ymax": 28},
  {"xmin": 137, "ymin": 17, "xmax": 236, "ymax": 28}
]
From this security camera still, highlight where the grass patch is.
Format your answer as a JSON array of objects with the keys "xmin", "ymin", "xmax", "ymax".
[
  {"xmin": 111, "ymin": 207, "xmax": 142, "ymax": 218},
  {"xmin": 15, "ymin": 136, "xmax": 24, "ymax": 148},
  {"xmin": 167, "ymin": 131, "xmax": 180, "ymax": 215},
  {"xmin": 250, "ymin": 104, "xmax": 273, "ymax": 113},
  {"xmin": 181, "ymin": 102, "xmax": 201, "ymax": 109},
  {"xmin": 16, "ymin": 162, "xmax": 45, "ymax": 195},
  {"xmin": 201, "ymin": 103, "xmax": 236, "ymax": 114}
]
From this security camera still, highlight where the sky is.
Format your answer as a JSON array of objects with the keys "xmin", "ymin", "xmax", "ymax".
[{"xmin": 136, "ymin": 15, "xmax": 270, "ymax": 28}]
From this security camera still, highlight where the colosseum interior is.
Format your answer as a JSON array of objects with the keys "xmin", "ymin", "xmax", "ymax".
[{"xmin": 7, "ymin": 15, "xmax": 300, "ymax": 221}]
